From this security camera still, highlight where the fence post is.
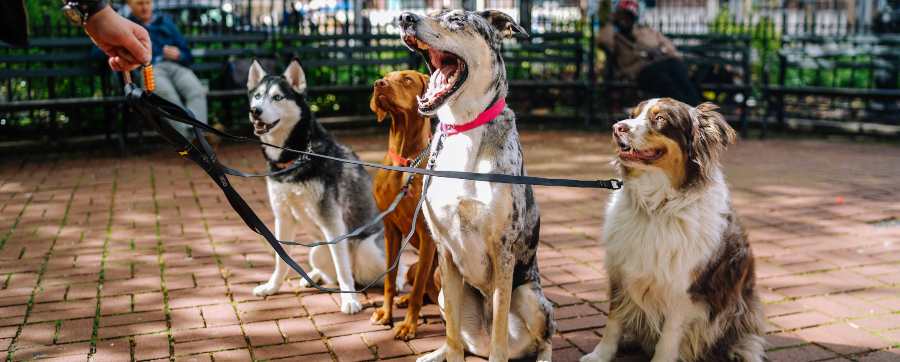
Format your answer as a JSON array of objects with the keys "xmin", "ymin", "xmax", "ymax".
[
  {"xmin": 586, "ymin": 13, "xmax": 597, "ymax": 127},
  {"xmin": 519, "ymin": 0, "xmax": 532, "ymax": 36},
  {"xmin": 463, "ymin": 0, "xmax": 476, "ymax": 11},
  {"xmin": 777, "ymin": 51, "xmax": 787, "ymax": 131}
]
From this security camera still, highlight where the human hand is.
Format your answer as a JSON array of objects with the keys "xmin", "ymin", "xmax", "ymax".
[
  {"xmin": 85, "ymin": 6, "xmax": 151, "ymax": 71},
  {"xmin": 162, "ymin": 45, "xmax": 181, "ymax": 61}
]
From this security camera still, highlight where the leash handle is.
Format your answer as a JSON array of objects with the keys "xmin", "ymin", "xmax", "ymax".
[
  {"xmin": 143, "ymin": 64, "xmax": 155, "ymax": 92},
  {"xmin": 122, "ymin": 64, "xmax": 154, "ymax": 92}
]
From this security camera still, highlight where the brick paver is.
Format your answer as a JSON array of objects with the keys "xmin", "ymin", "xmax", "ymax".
[{"xmin": 1, "ymin": 130, "xmax": 899, "ymax": 361}]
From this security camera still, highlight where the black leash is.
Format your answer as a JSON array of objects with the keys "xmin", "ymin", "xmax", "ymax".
[
  {"xmin": 123, "ymin": 70, "xmax": 622, "ymax": 293},
  {"xmin": 127, "ymin": 83, "xmax": 416, "ymax": 293},
  {"xmin": 278, "ymin": 147, "xmax": 429, "ymax": 248},
  {"xmin": 143, "ymin": 91, "xmax": 623, "ymax": 190}
]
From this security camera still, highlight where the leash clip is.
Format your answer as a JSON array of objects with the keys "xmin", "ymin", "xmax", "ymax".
[{"xmin": 609, "ymin": 179, "xmax": 623, "ymax": 190}]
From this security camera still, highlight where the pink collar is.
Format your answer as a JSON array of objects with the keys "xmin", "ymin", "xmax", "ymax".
[{"xmin": 438, "ymin": 98, "xmax": 506, "ymax": 136}]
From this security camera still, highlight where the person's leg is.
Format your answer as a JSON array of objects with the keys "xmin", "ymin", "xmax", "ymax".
[
  {"xmin": 637, "ymin": 59, "xmax": 701, "ymax": 105},
  {"xmin": 666, "ymin": 58, "xmax": 702, "ymax": 105},
  {"xmin": 164, "ymin": 61, "xmax": 208, "ymax": 125},
  {"xmin": 151, "ymin": 63, "xmax": 194, "ymax": 139},
  {"xmin": 637, "ymin": 61, "xmax": 682, "ymax": 101}
]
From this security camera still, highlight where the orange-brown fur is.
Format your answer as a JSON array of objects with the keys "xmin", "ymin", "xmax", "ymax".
[
  {"xmin": 638, "ymin": 134, "xmax": 685, "ymax": 188},
  {"xmin": 368, "ymin": 70, "xmax": 440, "ymax": 340}
]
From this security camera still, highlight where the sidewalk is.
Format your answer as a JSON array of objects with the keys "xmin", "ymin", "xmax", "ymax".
[{"xmin": 1, "ymin": 130, "xmax": 898, "ymax": 361}]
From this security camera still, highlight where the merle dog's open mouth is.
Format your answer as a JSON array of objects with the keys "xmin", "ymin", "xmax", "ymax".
[
  {"xmin": 616, "ymin": 137, "xmax": 664, "ymax": 162},
  {"xmin": 403, "ymin": 34, "xmax": 468, "ymax": 113},
  {"xmin": 252, "ymin": 118, "xmax": 279, "ymax": 136}
]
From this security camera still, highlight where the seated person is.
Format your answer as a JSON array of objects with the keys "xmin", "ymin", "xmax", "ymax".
[
  {"xmin": 126, "ymin": 0, "xmax": 208, "ymax": 139},
  {"xmin": 598, "ymin": 0, "xmax": 701, "ymax": 105}
]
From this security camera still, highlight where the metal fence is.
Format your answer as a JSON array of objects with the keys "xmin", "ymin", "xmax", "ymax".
[{"xmin": 2, "ymin": 0, "xmax": 899, "ymax": 149}]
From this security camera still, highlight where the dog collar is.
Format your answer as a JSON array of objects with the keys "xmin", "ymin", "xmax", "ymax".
[
  {"xmin": 273, "ymin": 160, "xmax": 296, "ymax": 169},
  {"xmin": 388, "ymin": 149, "xmax": 412, "ymax": 167},
  {"xmin": 439, "ymin": 98, "xmax": 506, "ymax": 136}
]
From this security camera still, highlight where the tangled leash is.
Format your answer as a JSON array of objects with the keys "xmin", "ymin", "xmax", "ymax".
[{"xmin": 122, "ymin": 66, "xmax": 621, "ymax": 294}]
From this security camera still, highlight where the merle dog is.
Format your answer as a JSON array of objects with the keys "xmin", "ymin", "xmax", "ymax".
[{"xmin": 399, "ymin": 10, "xmax": 555, "ymax": 362}]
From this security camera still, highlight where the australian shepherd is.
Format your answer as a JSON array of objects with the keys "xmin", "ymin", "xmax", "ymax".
[{"xmin": 581, "ymin": 98, "xmax": 764, "ymax": 362}]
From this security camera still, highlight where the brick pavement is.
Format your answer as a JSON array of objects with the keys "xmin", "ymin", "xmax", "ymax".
[{"xmin": 1, "ymin": 130, "xmax": 898, "ymax": 361}]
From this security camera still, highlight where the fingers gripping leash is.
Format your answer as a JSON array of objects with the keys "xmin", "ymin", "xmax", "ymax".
[{"xmin": 122, "ymin": 64, "xmax": 155, "ymax": 92}]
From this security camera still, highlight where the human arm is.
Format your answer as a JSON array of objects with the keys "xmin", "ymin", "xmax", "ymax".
[
  {"xmin": 656, "ymin": 30, "xmax": 681, "ymax": 59},
  {"xmin": 162, "ymin": 17, "xmax": 193, "ymax": 66},
  {"xmin": 597, "ymin": 24, "xmax": 615, "ymax": 54},
  {"xmin": 84, "ymin": 5, "xmax": 152, "ymax": 71}
]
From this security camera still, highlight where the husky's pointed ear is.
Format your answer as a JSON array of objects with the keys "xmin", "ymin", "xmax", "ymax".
[
  {"xmin": 283, "ymin": 58, "xmax": 308, "ymax": 94},
  {"xmin": 479, "ymin": 10, "xmax": 529, "ymax": 39},
  {"xmin": 247, "ymin": 59, "xmax": 267, "ymax": 90}
]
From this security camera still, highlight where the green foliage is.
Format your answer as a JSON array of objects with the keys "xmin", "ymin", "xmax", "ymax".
[
  {"xmin": 26, "ymin": 0, "xmax": 74, "ymax": 36},
  {"xmin": 710, "ymin": 8, "xmax": 781, "ymax": 87}
]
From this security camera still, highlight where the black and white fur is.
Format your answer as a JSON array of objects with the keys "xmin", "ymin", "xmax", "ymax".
[
  {"xmin": 247, "ymin": 59, "xmax": 393, "ymax": 314},
  {"xmin": 580, "ymin": 98, "xmax": 764, "ymax": 362},
  {"xmin": 399, "ymin": 10, "xmax": 555, "ymax": 362}
]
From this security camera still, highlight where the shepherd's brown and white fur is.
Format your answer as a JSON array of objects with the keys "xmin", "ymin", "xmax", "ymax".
[
  {"xmin": 581, "ymin": 98, "xmax": 764, "ymax": 362},
  {"xmin": 399, "ymin": 9, "xmax": 555, "ymax": 362}
]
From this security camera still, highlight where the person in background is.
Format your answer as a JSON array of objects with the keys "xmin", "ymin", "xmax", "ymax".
[
  {"xmin": 0, "ymin": 0, "xmax": 151, "ymax": 71},
  {"xmin": 125, "ymin": 0, "xmax": 209, "ymax": 140},
  {"xmin": 598, "ymin": 0, "xmax": 701, "ymax": 105}
]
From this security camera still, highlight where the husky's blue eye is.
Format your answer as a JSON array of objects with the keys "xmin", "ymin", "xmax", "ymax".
[
  {"xmin": 254, "ymin": 93, "xmax": 261, "ymax": 100},
  {"xmin": 273, "ymin": 95, "xmax": 284, "ymax": 101}
]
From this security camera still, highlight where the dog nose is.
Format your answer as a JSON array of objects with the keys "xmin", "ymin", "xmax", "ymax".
[
  {"xmin": 375, "ymin": 79, "xmax": 388, "ymax": 88},
  {"xmin": 614, "ymin": 122, "xmax": 630, "ymax": 134},
  {"xmin": 250, "ymin": 107, "xmax": 262, "ymax": 117},
  {"xmin": 398, "ymin": 12, "xmax": 419, "ymax": 26}
]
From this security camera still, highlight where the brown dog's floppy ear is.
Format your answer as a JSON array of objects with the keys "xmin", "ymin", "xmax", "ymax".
[
  {"xmin": 370, "ymin": 94, "xmax": 387, "ymax": 122},
  {"xmin": 478, "ymin": 10, "xmax": 529, "ymax": 39}
]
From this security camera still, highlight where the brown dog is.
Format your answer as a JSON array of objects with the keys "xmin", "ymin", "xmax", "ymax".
[{"xmin": 369, "ymin": 70, "xmax": 440, "ymax": 340}]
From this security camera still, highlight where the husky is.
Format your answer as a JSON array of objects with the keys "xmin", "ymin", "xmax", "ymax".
[
  {"xmin": 246, "ymin": 59, "xmax": 393, "ymax": 314},
  {"xmin": 399, "ymin": 10, "xmax": 555, "ymax": 362}
]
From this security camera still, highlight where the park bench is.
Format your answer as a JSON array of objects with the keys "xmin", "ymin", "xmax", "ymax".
[
  {"xmin": 598, "ymin": 33, "xmax": 752, "ymax": 135},
  {"xmin": 503, "ymin": 31, "xmax": 588, "ymax": 122},
  {"xmin": 274, "ymin": 31, "xmax": 419, "ymax": 124},
  {"xmin": 0, "ymin": 37, "xmax": 126, "ymax": 149},
  {"xmin": 763, "ymin": 34, "xmax": 900, "ymax": 136}
]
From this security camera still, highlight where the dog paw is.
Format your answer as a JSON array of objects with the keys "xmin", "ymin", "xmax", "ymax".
[
  {"xmin": 298, "ymin": 270, "xmax": 323, "ymax": 289},
  {"xmin": 341, "ymin": 297, "xmax": 363, "ymax": 315},
  {"xmin": 416, "ymin": 344, "xmax": 447, "ymax": 362},
  {"xmin": 393, "ymin": 322, "xmax": 417, "ymax": 340},
  {"xmin": 370, "ymin": 307, "xmax": 392, "ymax": 325},
  {"xmin": 396, "ymin": 294, "xmax": 411, "ymax": 307},
  {"xmin": 579, "ymin": 351, "xmax": 609, "ymax": 362},
  {"xmin": 252, "ymin": 282, "xmax": 281, "ymax": 297}
]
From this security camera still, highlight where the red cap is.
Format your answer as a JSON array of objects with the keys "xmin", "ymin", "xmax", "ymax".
[{"xmin": 616, "ymin": 0, "xmax": 640, "ymax": 17}]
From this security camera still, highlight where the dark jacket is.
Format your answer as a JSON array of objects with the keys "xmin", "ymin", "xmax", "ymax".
[
  {"xmin": 0, "ymin": 0, "xmax": 28, "ymax": 47},
  {"xmin": 129, "ymin": 13, "xmax": 193, "ymax": 66}
]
